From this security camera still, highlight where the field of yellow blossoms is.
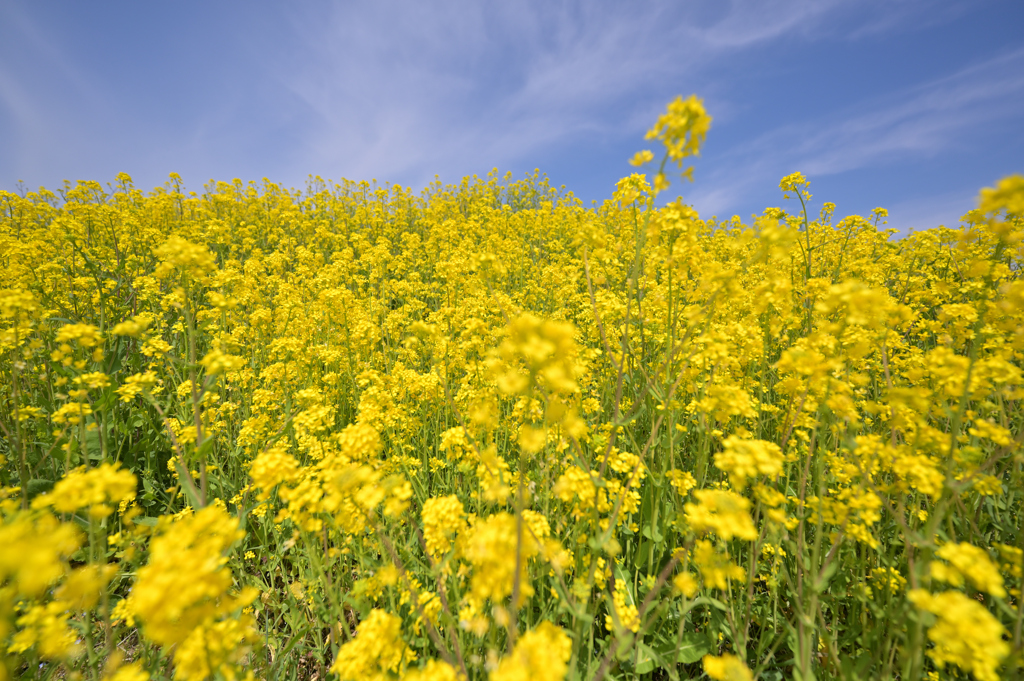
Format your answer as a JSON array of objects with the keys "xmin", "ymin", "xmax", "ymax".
[{"xmin": 1, "ymin": 96, "xmax": 1023, "ymax": 681}]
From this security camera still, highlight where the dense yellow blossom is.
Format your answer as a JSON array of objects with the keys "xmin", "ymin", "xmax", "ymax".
[
  {"xmin": 331, "ymin": 609, "xmax": 414, "ymax": 681},
  {"xmin": 908, "ymin": 589, "xmax": 1009, "ymax": 681},
  {"xmin": 461, "ymin": 512, "xmax": 542, "ymax": 605},
  {"xmin": 421, "ymin": 494, "xmax": 466, "ymax": 561},
  {"xmin": 0, "ymin": 94, "xmax": 1021, "ymax": 680},
  {"xmin": 703, "ymin": 653, "xmax": 753, "ymax": 681},
  {"xmin": 7, "ymin": 601, "xmax": 78, "ymax": 659},
  {"xmin": 490, "ymin": 621, "xmax": 571, "ymax": 681},
  {"xmin": 129, "ymin": 505, "xmax": 252, "ymax": 647},
  {"xmin": 0, "ymin": 512, "xmax": 81, "ymax": 597},
  {"xmin": 930, "ymin": 543, "xmax": 1005, "ymax": 597},
  {"xmin": 402, "ymin": 659, "xmax": 460, "ymax": 681},
  {"xmin": 713, "ymin": 436, "xmax": 783, "ymax": 490},
  {"xmin": 605, "ymin": 578, "xmax": 640, "ymax": 633},
  {"xmin": 33, "ymin": 462, "xmax": 136, "ymax": 518},
  {"xmin": 684, "ymin": 490, "xmax": 758, "ymax": 541},
  {"xmin": 691, "ymin": 540, "xmax": 747, "ymax": 589}
]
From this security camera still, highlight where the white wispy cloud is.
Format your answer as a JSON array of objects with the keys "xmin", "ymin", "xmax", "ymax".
[
  {"xmin": 686, "ymin": 46, "xmax": 1024, "ymax": 224},
  {"xmin": 1, "ymin": 0, "xmax": 1011, "ymax": 203},
  {"xmin": 270, "ymin": 0, "xmax": 928, "ymax": 189}
]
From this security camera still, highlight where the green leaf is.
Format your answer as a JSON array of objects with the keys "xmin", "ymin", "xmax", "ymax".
[
  {"xmin": 633, "ymin": 539, "xmax": 650, "ymax": 570},
  {"xmin": 196, "ymin": 436, "xmax": 216, "ymax": 460},
  {"xmin": 654, "ymin": 632, "xmax": 711, "ymax": 664},
  {"xmin": 840, "ymin": 650, "xmax": 872, "ymax": 680},
  {"xmin": 174, "ymin": 459, "xmax": 204, "ymax": 509},
  {"xmin": 634, "ymin": 642, "xmax": 660, "ymax": 674},
  {"xmin": 813, "ymin": 560, "xmax": 839, "ymax": 593},
  {"xmin": 641, "ymin": 523, "xmax": 664, "ymax": 542},
  {"xmin": 693, "ymin": 596, "xmax": 729, "ymax": 612},
  {"xmin": 26, "ymin": 478, "xmax": 54, "ymax": 499}
]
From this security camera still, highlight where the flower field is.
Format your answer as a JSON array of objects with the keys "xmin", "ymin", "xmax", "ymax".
[{"xmin": 1, "ymin": 97, "xmax": 1023, "ymax": 681}]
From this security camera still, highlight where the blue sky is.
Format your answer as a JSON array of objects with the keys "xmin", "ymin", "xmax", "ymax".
[{"xmin": 2, "ymin": 0, "xmax": 1022, "ymax": 233}]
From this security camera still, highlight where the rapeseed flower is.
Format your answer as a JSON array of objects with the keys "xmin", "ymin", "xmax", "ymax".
[
  {"xmin": 684, "ymin": 490, "xmax": 758, "ymax": 541},
  {"xmin": 33, "ymin": 462, "xmax": 136, "ymax": 519},
  {"xmin": 703, "ymin": 653, "xmax": 753, "ymax": 681},
  {"xmin": 129, "ymin": 504, "xmax": 253, "ymax": 648},
  {"xmin": 331, "ymin": 608, "xmax": 414, "ymax": 681},
  {"xmin": 908, "ymin": 589, "xmax": 1008, "ymax": 681},
  {"xmin": 930, "ymin": 543, "xmax": 1005, "ymax": 597},
  {"xmin": 714, "ymin": 436, "xmax": 783, "ymax": 490},
  {"xmin": 490, "ymin": 621, "xmax": 571, "ymax": 681}
]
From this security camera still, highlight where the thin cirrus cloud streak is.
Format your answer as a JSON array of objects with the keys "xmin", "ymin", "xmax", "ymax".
[
  {"xmin": 273, "ymin": 0, "xmax": 891, "ymax": 190},
  {"xmin": 0, "ymin": 0, "xmax": 1017, "ymax": 225},
  {"xmin": 685, "ymin": 47, "xmax": 1024, "ymax": 228}
]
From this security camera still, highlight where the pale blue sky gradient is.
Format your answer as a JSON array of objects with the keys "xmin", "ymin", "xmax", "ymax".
[{"xmin": 2, "ymin": 0, "xmax": 1022, "ymax": 233}]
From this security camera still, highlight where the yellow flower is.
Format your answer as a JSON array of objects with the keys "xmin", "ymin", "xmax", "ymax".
[
  {"xmin": 110, "ymin": 313, "xmax": 154, "ymax": 338},
  {"xmin": 32, "ymin": 462, "xmax": 137, "ymax": 519},
  {"xmin": 330, "ymin": 609, "xmax": 415, "ymax": 681},
  {"xmin": 50, "ymin": 401, "xmax": 94, "ymax": 426},
  {"xmin": 461, "ymin": 512, "xmax": 541, "ymax": 605},
  {"xmin": 908, "ymin": 589, "xmax": 1009, "ymax": 681},
  {"xmin": 628, "ymin": 149, "xmax": 654, "ymax": 167},
  {"xmin": 693, "ymin": 383, "xmax": 757, "ymax": 423},
  {"xmin": 403, "ymin": 659, "xmax": 460, "ymax": 681},
  {"xmin": 869, "ymin": 567, "xmax": 906, "ymax": 594},
  {"xmin": 644, "ymin": 95, "xmax": 711, "ymax": 165},
  {"xmin": 714, "ymin": 436, "xmax": 783, "ymax": 490},
  {"xmin": 102, "ymin": 662, "xmax": 150, "ymax": 681},
  {"xmin": 421, "ymin": 495, "xmax": 466, "ymax": 561},
  {"xmin": 172, "ymin": 614, "xmax": 259, "ymax": 681},
  {"xmin": 779, "ymin": 171, "xmax": 809, "ymax": 194},
  {"xmin": 667, "ymin": 469, "xmax": 697, "ymax": 495},
  {"xmin": 0, "ymin": 513, "xmax": 80, "ymax": 597},
  {"xmin": 116, "ymin": 371, "xmax": 161, "ymax": 403},
  {"xmin": 199, "ymin": 347, "xmax": 245, "ymax": 375},
  {"xmin": 73, "ymin": 371, "xmax": 111, "ymax": 390},
  {"xmin": 56, "ymin": 563, "xmax": 118, "ymax": 610},
  {"xmin": 684, "ymin": 490, "xmax": 757, "ymax": 541},
  {"xmin": 605, "ymin": 578, "xmax": 640, "ymax": 633},
  {"xmin": 248, "ymin": 445, "xmax": 299, "ymax": 500},
  {"xmin": 153, "ymin": 235, "xmax": 217, "ymax": 281},
  {"xmin": 930, "ymin": 543, "xmax": 1005, "ymax": 598},
  {"xmin": 7, "ymin": 601, "xmax": 78, "ymax": 659},
  {"xmin": 691, "ymin": 540, "xmax": 746, "ymax": 589},
  {"xmin": 336, "ymin": 422, "xmax": 382, "ymax": 461},
  {"xmin": 703, "ymin": 653, "xmax": 753, "ymax": 681},
  {"xmin": 673, "ymin": 571, "xmax": 699, "ymax": 598},
  {"xmin": 490, "ymin": 621, "xmax": 572, "ymax": 681},
  {"xmin": 489, "ymin": 313, "xmax": 580, "ymax": 395},
  {"xmin": 55, "ymin": 322, "xmax": 103, "ymax": 348},
  {"xmin": 129, "ymin": 504, "xmax": 252, "ymax": 647}
]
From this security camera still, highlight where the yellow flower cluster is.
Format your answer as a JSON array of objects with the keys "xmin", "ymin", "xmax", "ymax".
[
  {"xmin": 33, "ymin": 462, "xmax": 137, "ymax": 519},
  {"xmin": 0, "ymin": 95, "xmax": 1021, "ymax": 680},
  {"xmin": 684, "ymin": 490, "xmax": 757, "ymax": 541},
  {"xmin": 703, "ymin": 653, "xmax": 753, "ymax": 681},
  {"xmin": 930, "ymin": 542, "xmax": 1005, "ymax": 597},
  {"xmin": 713, "ymin": 436, "xmax": 783, "ymax": 490},
  {"xmin": 331, "ymin": 608, "xmax": 415, "ymax": 681},
  {"xmin": 421, "ymin": 494, "xmax": 466, "ymax": 561},
  {"xmin": 129, "ymin": 505, "xmax": 256, "ymax": 655},
  {"xmin": 908, "ymin": 589, "xmax": 1009, "ymax": 681},
  {"xmin": 490, "ymin": 621, "xmax": 571, "ymax": 681}
]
